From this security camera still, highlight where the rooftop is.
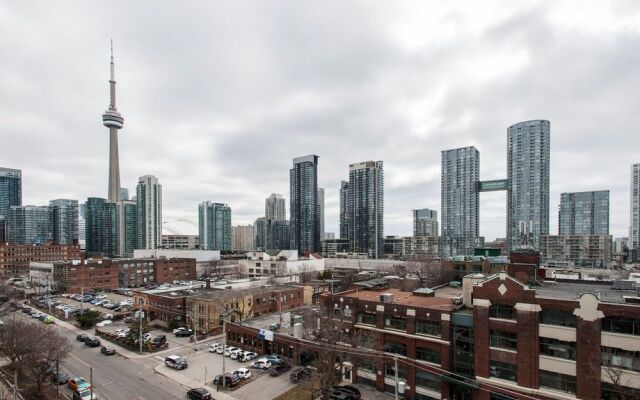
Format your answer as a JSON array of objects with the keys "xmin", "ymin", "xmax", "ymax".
[
  {"xmin": 342, "ymin": 288, "xmax": 460, "ymax": 311},
  {"xmin": 534, "ymin": 280, "xmax": 638, "ymax": 304}
]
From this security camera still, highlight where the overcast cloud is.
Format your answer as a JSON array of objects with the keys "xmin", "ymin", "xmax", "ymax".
[{"xmin": 1, "ymin": 1, "xmax": 639, "ymax": 240}]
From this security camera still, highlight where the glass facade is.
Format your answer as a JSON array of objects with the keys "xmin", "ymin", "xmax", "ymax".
[
  {"xmin": 85, "ymin": 197, "xmax": 118, "ymax": 257},
  {"xmin": 339, "ymin": 180, "xmax": 350, "ymax": 240},
  {"xmin": 0, "ymin": 167, "xmax": 21, "ymax": 218},
  {"xmin": 559, "ymin": 190, "xmax": 609, "ymax": 235},
  {"xmin": 117, "ymin": 200, "xmax": 137, "ymax": 257},
  {"xmin": 507, "ymin": 120, "xmax": 550, "ymax": 250},
  {"xmin": 50, "ymin": 199, "xmax": 79, "ymax": 245},
  {"xmin": 489, "ymin": 360, "xmax": 517, "ymax": 382},
  {"xmin": 290, "ymin": 155, "xmax": 320, "ymax": 254},
  {"xmin": 7, "ymin": 205, "xmax": 52, "ymax": 245},
  {"xmin": 539, "ymin": 370, "xmax": 576, "ymax": 394},
  {"xmin": 198, "ymin": 201, "xmax": 232, "ymax": 251},
  {"xmin": 631, "ymin": 164, "xmax": 640, "ymax": 252},
  {"xmin": 348, "ymin": 161, "xmax": 384, "ymax": 258},
  {"xmin": 136, "ymin": 175, "xmax": 162, "ymax": 250},
  {"xmin": 441, "ymin": 147, "xmax": 479, "ymax": 257},
  {"xmin": 253, "ymin": 217, "xmax": 267, "ymax": 250},
  {"xmin": 413, "ymin": 208, "xmax": 438, "ymax": 237}
]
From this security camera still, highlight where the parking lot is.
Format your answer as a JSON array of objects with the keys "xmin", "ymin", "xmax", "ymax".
[
  {"xmin": 97, "ymin": 319, "xmax": 197, "ymax": 350},
  {"xmin": 155, "ymin": 343, "xmax": 296, "ymax": 399}
]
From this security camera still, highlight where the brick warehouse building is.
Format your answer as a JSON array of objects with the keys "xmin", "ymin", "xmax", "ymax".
[
  {"xmin": 0, "ymin": 242, "xmax": 81, "ymax": 276},
  {"xmin": 224, "ymin": 272, "xmax": 640, "ymax": 400}
]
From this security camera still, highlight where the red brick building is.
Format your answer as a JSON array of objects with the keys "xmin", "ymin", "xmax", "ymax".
[
  {"xmin": 53, "ymin": 260, "xmax": 119, "ymax": 293},
  {"xmin": 0, "ymin": 242, "xmax": 81, "ymax": 277},
  {"xmin": 117, "ymin": 257, "xmax": 196, "ymax": 287}
]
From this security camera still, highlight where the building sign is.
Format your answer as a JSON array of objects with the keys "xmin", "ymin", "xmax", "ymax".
[
  {"xmin": 478, "ymin": 179, "xmax": 508, "ymax": 192},
  {"xmin": 258, "ymin": 329, "xmax": 274, "ymax": 341}
]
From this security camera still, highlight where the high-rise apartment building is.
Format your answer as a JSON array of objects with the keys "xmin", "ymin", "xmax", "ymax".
[
  {"xmin": 7, "ymin": 205, "xmax": 52, "ymax": 245},
  {"xmin": 50, "ymin": 199, "xmax": 79, "ymax": 245},
  {"xmin": 266, "ymin": 220, "xmax": 290, "ymax": 250},
  {"xmin": 85, "ymin": 197, "xmax": 118, "ymax": 257},
  {"xmin": 0, "ymin": 167, "xmax": 21, "ymax": 218},
  {"xmin": 413, "ymin": 208, "xmax": 438, "ymax": 237},
  {"xmin": 631, "ymin": 163, "xmax": 640, "ymax": 255},
  {"xmin": 441, "ymin": 147, "xmax": 480, "ymax": 257},
  {"xmin": 318, "ymin": 187, "xmax": 325, "ymax": 241},
  {"xmin": 265, "ymin": 194, "xmax": 286, "ymax": 221},
  {"xmin": 136, "ymin": 175, "xmax": 162, "ymax": 250},
  {"xmin": 559, "ymin": 191, "xmax": 609, "ymax": 235},
  {"xmin": 199, "ymin": 201, "xmax": 232, "ymax": 251},
  {"xmin": 507, "ymin": 120, "xmax": 550, "ymax": 250},
  {"xmin": 120, "ymin": 188, "xmax": 129, "ymax": 201},
  {"xmin": 232, "ymin": 225, "xmax": 254, "ymax": 251},
  {"xmin": 339, "ymin": 181, "xmax": 349, "ymax": 240},
  {"xmin": 348, "ymin": 161, "xmax": 384, "ymax": 259},
  {"xmin": 290, "ymin": 155, "xmax": 320, "ymax": 254},
  {"xmin": 253, "ymin": 217, "xmax": 267, "ymax": 250},
  {"xmin": 117, "ymin": 200, "xmax": 137, "ymax": 257},
  {"xmin": 78, "ymin": 203, "xmax": 86, "ymax": 250}
]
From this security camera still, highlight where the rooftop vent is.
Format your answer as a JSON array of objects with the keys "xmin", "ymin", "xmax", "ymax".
[{"xmin": 380, "ymin": 293, "xmax": 394, "ymax": 303}]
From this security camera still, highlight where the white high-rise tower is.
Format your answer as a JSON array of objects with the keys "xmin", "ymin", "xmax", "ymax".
[{"xmin": 102, "ymin": 41, "xmax": 124, "ymax": 203}]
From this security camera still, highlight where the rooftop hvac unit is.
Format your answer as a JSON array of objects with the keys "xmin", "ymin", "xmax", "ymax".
[{"xmin": 380, "ymin": 293, "xmax": 394, "ymax": 303}]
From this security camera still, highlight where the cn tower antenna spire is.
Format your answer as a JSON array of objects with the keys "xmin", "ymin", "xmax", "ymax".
[{"xmin": 103, "ymin": 40, "xmax": 124, "ymax": 203}]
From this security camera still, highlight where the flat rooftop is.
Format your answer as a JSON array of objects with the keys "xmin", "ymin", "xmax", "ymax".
[
  {"xmin": 535, "ymin": 281, "xmax": 637, "ymax": 304},
  {"xmin": 342, "ymin": 288, "xmax": 459, "ymax": 311}
]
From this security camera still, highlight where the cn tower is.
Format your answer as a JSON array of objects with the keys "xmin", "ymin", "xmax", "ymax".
[{"xmin": 102, "ymin": 40, "xmax": 124, "ymax": 203}]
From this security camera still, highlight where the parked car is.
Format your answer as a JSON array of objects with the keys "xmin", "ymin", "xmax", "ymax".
[
  {"xmin": 186, "ymin": 388, "xmax": 212, "ymax": 400},
  {"xmin": 224, "ymin": 346, "xmax": 240, "ymax": 357},
  {"xmin": 116, "ymin": 329, "xmax": 130, "ymax": 338},
  {"xmin": 216, "ymin": 345, "xmax": 229, "ymax": 355},
  {"xmin": 213, "ymin": 373, "xmax": 240, "ymax": 387},
  {"xmin": 233, "ymin": 367, "xmax": 252, "ymax": 380},
  {"xmin": 172, "ymin": 326, "xmax": 188, "ymax": 334},
  {"xmin": 269, "ymin": 362, "xmax": 291, "ymax": 377},
  {"xmin": 174, "ymin": 328, "xmax": 194, "ymax": 337},
  {"xmin": 229, "ymin": 349, "xmax": 243, "ymax": 360},
  {"xmin": 44, "ymin": 316, "xmax": 55, "ymax": 324},
  {"xmin": 52, "ymin": 371, "xmax": 69, "ymax": 385},
  {"xmin": 250, "ymin": 359, "xmax": 271, "ymax": 370},
  {"xmin": 73, "ymin": 388, "xmax": 97, "ymax": 400},
  {"xmin": 68, "ymin": 377, "xmax": 90, "ymax": 391},
  {"xmin": 152, "ymin": 335, "xmax": 166, "ymax": 347},
  {"xmin": 85, "ymin": 337, "xmax": 100, "ymax": 347},
  {"xmin": 331, "ymin": 386, "xmax": 361, "ymax": 400},
  {"xmin": 264, "ymin": 354, "xmax": 283, "ymax": 365},
  {"xmin": 165, "ymin": 355, "xmax": 188, "ymax": 370},
  {"xmin": 76, "ymin": 334, "xmax": 89, "ymax": 342},
  {"xmin": 100, "ymin": 346, "xmax": 116, "ymax": 355},
  {"xmin": 242, "ymin": 351, "xmax": 258, "ymax": 361},
  {"xmin": 208, "ymin": 343, "xmax": 222, "ymax": 353}
]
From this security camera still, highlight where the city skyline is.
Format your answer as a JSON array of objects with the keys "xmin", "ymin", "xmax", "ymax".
[{"xmin": 1, "ymin": 3, "xmax": 639, "ymax": 241}]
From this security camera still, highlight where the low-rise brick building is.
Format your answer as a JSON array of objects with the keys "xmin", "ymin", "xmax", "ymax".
[
  {"xmin": 53, "ymin": 259, "xmax": 119, "ymax": 293},
  {"xmin": 0, "ymin": 242, "xmax": 81, "ymax": 277},
  {"xmin": 117, "ymin": 257, "xmax": 196, "ymax": 287}
]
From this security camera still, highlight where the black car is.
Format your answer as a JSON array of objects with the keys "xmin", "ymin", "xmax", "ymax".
[
  {"xmin": 85, "ymin": 337, "xmax": 100, "ymax": 347},
  {"xmin": 52, "ymin": 371, "xmax": 69, "ymax": 385},
  {"xmin": 331, "ymin": 386, "xmax": 361, "ymax": 400},
  {"xmin": 21, "ymin": 307, "xmax": 31, "ymax": 313},
  {"xmin": 152, "ymin": 335, "xmax": 167, "ymax": 347},
  {"xmin": 76, "ymin": 334, "xmax": 89, "ymax": 342},
  {"xmin": 269, "ymin": 362, "xmax": 292, "ymax": 377},
  {"xmin": 213, "ymin": 373, "xmax": 240, "ymax": 387},
  {"xmin": 174, "ymin": 328, "xmax": 193, "ymax": 337},
  {"xmin": 187, "ymin": 388, "xmax": 212, "ymax": 400},
  {"xmin": 165, "ymin": 355, "xmax": 188, "ymax": 370},
  {"xmin": 100, "ymin": 346, "xmax": 116, "ymax": 355},
  {"xmin": 329, "ymin": 392, "xmax": 354, "ymax": 400}
]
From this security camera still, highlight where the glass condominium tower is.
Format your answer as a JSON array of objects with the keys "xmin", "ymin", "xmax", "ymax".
[
  {"xmin": 289, "ymin": 155, "xmax": 320, "ymax": 255},
  {"xmin": 0, "ymin": 167, "xmax": 21, "ymax": 218},
  {"xmin": 136, "ymin": 175, "xmax": 162, "ymax": 250},
  {"xmin": 441, "ymin": 147, "xmax": 479, "ymax": 257},
  {"xmin": 348, "ymin": 161, "xmax": 384, "ymax": 259},
  {"xmin": 50, "ymin": 199, "xmax": 79, "ymax": 245},
  {"xmin": 413, "ymin": 208, "xmax": 438, "ymax": 237},
  {"xmin": 339, "ymin": 181, "xmax": 349, "ymax": 240},
  {"xmin": 507, "ymin": 120, "xmax": 550, "ymax": 250},
  {"xmin": 559, "ymin": 190, "xmax": 609, "ymax": 235},
  {"xmin": 631, "ymin": 163, "xmax": 640, "ymax": 252},
  {"xmin": 199, "ymin": 201, "xmax": 232, "ymax": 251}
]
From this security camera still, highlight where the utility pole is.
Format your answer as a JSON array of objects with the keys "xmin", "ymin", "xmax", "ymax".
[
  {"xmin": 204, "ymin": 366, "xmax": 208, "ymax": 385},
  {"xmin": 90, "ymin": 367, "xmax": 93, "ymax": 400},
  {"xmin": 394, "ymin": 354, "xmax": 399, "ymax": 400},
  {"xmin": 13, "ymin": 370, "xmax": 17, "ymax": 400},
  {"xmin": 139, "ymin": 302, "xmax": 143, "ymax": 355},
  {"xmin": 80, "ymin": 284, "xmax": 84, "ymax": 313},
  {"xmin": 56, "ymin": 360, "xmax": 60, "ymax": 397},
  {"xmin": 221, "ymin": 313, "xmax": 226, "ymax": 390}
]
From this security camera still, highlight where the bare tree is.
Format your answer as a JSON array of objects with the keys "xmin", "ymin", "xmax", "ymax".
[
  {"xmin": 309, "ymin": 303, "xmax": 378, "ymax": 400},
  {"xmin": 601, "ymin": 348, "xmax": 640, "ymax": 400},
  {"xmin": 404, "ymin": 257, "xmax": 449, "ymax": 288}
]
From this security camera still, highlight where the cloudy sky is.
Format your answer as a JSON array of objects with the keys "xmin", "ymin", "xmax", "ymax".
[{"xmin": 1, "ymin": 1, "xmax": 639, "ymax": 240}]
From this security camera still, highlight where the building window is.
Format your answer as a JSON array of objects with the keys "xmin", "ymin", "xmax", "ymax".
[
  {"xmin": 602, "ymin": 317, "xmax": 640, "ymax": 336},
  {"xmin": 602, "ymin": 347, "xmax": 640, "ymax": 372},
  {"xmin": 489, "ymin": 304, "xmax": 515, "ymax": 320},
  {"xmin": 357, "ymin": 312, "xmax": 376, "ymax": 325},
  {"xmin": 490, "ymin": 330, "xmax": 517, "ymax": 350},
  {"xmin": 540, "ymin": 309, "xmax": 576, "ymax": 327},
  {"xmin": 384, "ymin": 315, "xmax": 407, "ymax": 331},
  {"xmin": 416, "ymin": 347, "xmax": 441, "ymax": 364},
  {"xmin": 385, "ymin": 363, "xmax": 407, "ymax": 379},
  {"xmin": 344, "ymin": 308, "xmax": 352, "ymax": 319},
  {"xmin": 601, "ymin": 382, "xmax": 640, "ymax": 400},
  {"xmin": 416, "ymin": 319, "xmax": 441, "ymax": 337},
  {"xmin": 489, "ymin": 360, "xmax": 517, "ymax": 382},
  {"xmin": 332, "ymin": 308, "xmax": 342, "ymax": 320},
  {"xmin": 383, "ymin": 341, "xmax": 407, "ymax": 356},
  {"xmin": 415, "ymin": 371, "xmax": 441, "ymax": 391},
  {"xmin": 539, "ymin": 370, "xmax": 576, "ymax": 394},
  {"xmin": 540, "ymin": 337, "xmax": 576, "ymax": 360},
  {"xmin": 357, "ymin": 358, "xmax": 376, "ymax": 373}
]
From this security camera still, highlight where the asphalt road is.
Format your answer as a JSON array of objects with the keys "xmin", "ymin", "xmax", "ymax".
[{"xmin": 15, "ymin": 312, "xmax": 188, "ymax": 400}]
